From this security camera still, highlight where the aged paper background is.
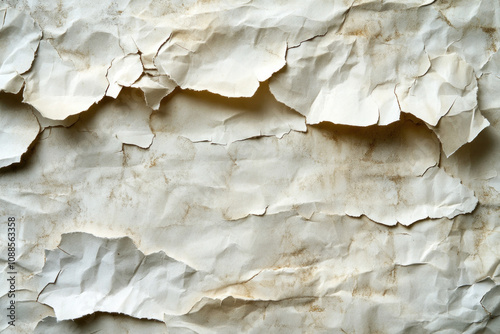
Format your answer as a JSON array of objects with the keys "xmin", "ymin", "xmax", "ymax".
[{"xmin": 1, "ymin": 1, "xmax": 499, "ymax": 333}]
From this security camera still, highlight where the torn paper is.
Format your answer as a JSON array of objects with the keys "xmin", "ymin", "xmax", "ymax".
[
  {"xmin": 106, "ymin": 54, "xmax": 144, "ymax": 99},
  {"xmin": 0, "ymin": 94, "xmax": 40, "ymax": 168},
  {"xmin": 37, "ymin": 226, "xmax": 500, "ymax": 332},
  {"xmin": 268, "ymin": 2, "xmax": 493, "ymax": 154},
  {"xmin": 429, "ymin": 107, "xmax": 490, "ymax": 157},
  {"xmin": 158, "ymin": 83, "xmax": 306, "ymax": 145},
  {"xmin": 34, "ymin": 314, "xmax": 168, "ymax": 334},
  {"xmin": 37, "ymin": 232, "xmax": 214, "ymax": 320},
  {"xmin": 0, "ymin": 89, "xmax": 476, "ymax": 242},
  {"xmin": 0, "ymin": 7, "xmax": 41, "ymax": 94},
  {"xmin": 397, "ymin": 54, "xmax": 478, "ymax": 127},
  {"xmin": 5, "ymin": 0, "xmax": 349, "ymax": 117},
  {"xmin": 131, "ymin": 72, "xmax": 177, "ymax": 110},
  {"xmin": 151, "ymin": 0, "xmax": 349, "ymax": 97},
  {"xmin": 0, "ymin": 1, "xmax": 499, "ymax": 333},
  {"xmin": 22, "ymin": 40, "xmax": 112, "ymax": 120}
]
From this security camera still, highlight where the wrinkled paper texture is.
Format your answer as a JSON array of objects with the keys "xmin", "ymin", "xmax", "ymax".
[{"xmin": 1, "ymin": 0, "xmax": 499, "ymax": 333}]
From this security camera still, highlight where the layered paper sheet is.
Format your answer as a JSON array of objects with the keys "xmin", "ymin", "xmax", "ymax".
[{"xmin": 1, "ymin": 1, "xmax": 499, "ymax": 333}]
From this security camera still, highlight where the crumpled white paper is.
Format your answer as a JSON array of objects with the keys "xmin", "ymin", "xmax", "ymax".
[
  {"xmin": 0, "ymin": 7, "xmax": 41, "ymax": 94},
  {"xmin": 1, "ymin": 1, "xmax": 499, "ymax": 333},
  {"xmin": 0, "ymin": 94, "xmax": 39, "ymax": 168}
]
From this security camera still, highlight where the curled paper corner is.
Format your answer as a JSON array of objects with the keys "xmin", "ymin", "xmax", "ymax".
[
  {"xmin": 105, "ymin": 53, "xmax": 145, "ymax": 99},
  {"xmin": 0, "ymin": 93, "xmax": 40, "ymax": 169},
  {"xmin": 131, "ymin": 72, "xmax": 178, "ymax": 110},
  {"xmin": 429, "ymin": 107, "xmax": 491, "ymax": 157}
]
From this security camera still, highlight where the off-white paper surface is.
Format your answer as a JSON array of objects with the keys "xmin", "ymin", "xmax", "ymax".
[
  {"xmin": 1, "ymin": 1, "xmax": 499, "ymax": 333},
  {"xmin": 0, "ymin": 94, "xmax": 39, "ymax": 168},
  {"xmin": 0, "ymin": 7, "xmax": 41, "ymax": 94}
]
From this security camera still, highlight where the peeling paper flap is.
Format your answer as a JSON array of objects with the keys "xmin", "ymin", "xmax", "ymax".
[
  {"xmin": 156, "ymin": 83, "xmax": 307, "ymax": 145},
  {"xmin": 429, "ymin": 107, "xmax": 490, "ymax": 157},
  {"xmin": 0, "ymin": 7, "xmax": 41, "ymax": 94},
  {"xmin": 155, "ymin": 31, "xmax": 287, "ymax": 97},
  {"xmin": 398, "ymin": 54, "xmax": 478, "ymax": 127},
  {"xmin": 22, "ymin": 40, "xmax": 110, "ymax": 120},
  {"xmin": 106, "ymin": 54, "xmax": 144, "ymax": 99},
  {"xmin": 38, "ymin": 231, "xmax": 500, "ymax": 333},
  {"xmin": 131, "ymin": 73, "xmax": 177, "ymax": 110},
  {"xmin": 34, "ymin": 315, "xmax": 168, "ymax": 334},
  {"xmin": 37, "ymin": 232, "xmax": 212, "ymax": 321},
  {"xmin": 82, "ymin": 88, "xmax": 155, "ymax": 149},
  {"xmin": 0, "ymin": 94, "xmax": 40, "ymax": 168},
  {"xmin": 4, "ymin": 0, "xmax": 350, "ymax": 119},
  {"xmin": 1, "ymin": 1, "xmax": 500, "ymax": 332}
]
